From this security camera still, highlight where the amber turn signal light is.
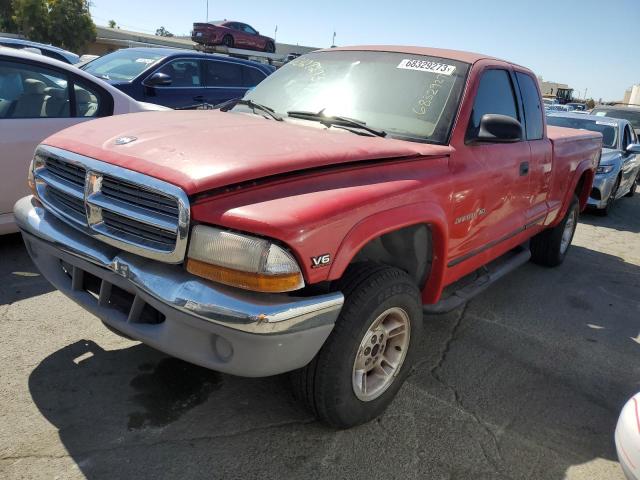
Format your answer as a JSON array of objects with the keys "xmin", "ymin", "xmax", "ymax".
[{"xmin": 186, "ymin": 258, "xmax": 304, "ymax": 293}]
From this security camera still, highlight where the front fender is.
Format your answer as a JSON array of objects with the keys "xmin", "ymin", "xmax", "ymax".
[{"xmin": 328, "ymin": 201, "xmax": 449, "ymax": 304}]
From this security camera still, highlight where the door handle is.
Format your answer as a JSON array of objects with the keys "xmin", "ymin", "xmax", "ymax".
[
  {"xmin": 193, "ymin": 95, "xmax": 205, "ymax": 102},
  {"xmin": 519, "ymin": 161, "xmax": 529, "ymax": 176}
]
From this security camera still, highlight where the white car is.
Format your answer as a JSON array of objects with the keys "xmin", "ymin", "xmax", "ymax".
[
  {"xmin": 616, "ymin": 393, "xmax": 640, "ymax": 480},
  {"xmin": 0, "ymin": 47, "xmax": 167, "ymax": 234}
]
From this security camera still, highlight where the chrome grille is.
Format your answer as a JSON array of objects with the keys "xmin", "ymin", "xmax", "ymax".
[{"xmin": 32, "ymin": 145, "xmax": 190, "ymax": 263}]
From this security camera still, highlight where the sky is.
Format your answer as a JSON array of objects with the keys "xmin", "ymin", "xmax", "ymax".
[{"xmin": 89, "ymin": 0, "xmax": 640, "ymax": 101}]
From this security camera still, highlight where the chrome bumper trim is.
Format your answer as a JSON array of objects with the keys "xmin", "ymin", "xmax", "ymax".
[{"xmin": 14, "ymin": 195, "xmax": 344, "ymax": 334}]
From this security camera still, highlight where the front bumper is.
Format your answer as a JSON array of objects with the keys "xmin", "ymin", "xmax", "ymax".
[
  {"xmin": 14, "ymin": 196, "xmax": 344, "ymax": 377},
  {"xmin": 587, "ymin": 170, "xmax": 617, "ymax": 209}
]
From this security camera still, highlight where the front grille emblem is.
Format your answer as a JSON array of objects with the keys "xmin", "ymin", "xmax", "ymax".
[{"xmin": 114, "ymin": 136, "xmax": 137, "ymax": 145}]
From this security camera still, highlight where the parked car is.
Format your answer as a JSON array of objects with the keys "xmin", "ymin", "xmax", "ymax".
[
  {"xmin": 0, "ymin": 47, "xmax": 167, "ymax": 234},
  {"xmin": 591, "ymin": 104, "xmax": 640, "ymax": 137},
  {"xmin": 0, "ymin": 36, "xmax": 79, "ymax": 64},
  {"xmin": 566, "ymin": 102, "xmax": 587, "ymax": 111},
  {"xmin": 192, "ymin": 21, "xmax": 276, "ymax": 53},
  {"xmin": 616, "ymin": 392, "xmax": 640, "ymax": 480},
  {"xmin": 545, "ymin": 104, "xmax": 571, "ymax": 113},
  {"xmin": 547, "ymin": 112, "xmax": 640, "ymax": 214},
  {"xmin": 14, "ymin": 45, "xmax": 601, "ymax": 428},
  {"xmin": 80, "ymin": 47, "xmax": 274, "ymax": 109}
]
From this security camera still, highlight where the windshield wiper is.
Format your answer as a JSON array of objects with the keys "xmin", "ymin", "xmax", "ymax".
[
  {"xmin": 287, "ymin": 109, "xmax": 387, "ymax": 137},
  {"xmin": 217, "ymin": 98, "xmax": 283, "ymax": 121}
]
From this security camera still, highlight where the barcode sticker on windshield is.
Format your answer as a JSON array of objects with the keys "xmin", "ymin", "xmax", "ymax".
[
  {"xmin": 596, "ymin": 121, "xmax": 617, "ymax": 127},
  {"xmin": 397, "ymin": 59, "xmax": 456, "ymax": 75}
]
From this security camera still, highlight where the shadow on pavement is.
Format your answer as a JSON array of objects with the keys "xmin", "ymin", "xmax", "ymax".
[
  {"xmin": 0, "ymin": 232, "xmax": 54, "ymax": 305},
  {"xmin": 580, "ymin": 187, "xmax": 640, "ymax": 234},
  {"xmin": 27, "ymin": 241, "xmax": 640, "ymax": 479}
]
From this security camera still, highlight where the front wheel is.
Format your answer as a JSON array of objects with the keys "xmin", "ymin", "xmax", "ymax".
[
  {"xmin": 625, "ymin": 172, "xmax": 638, "ymax": 197},
  {"xmin": 530, "ymin": 194, "xmax": 579, "ymax": 267},
  {"xmin": 264, "ymin": 41, "xmax": 275, "ymax": 53},
  {"xmin": 291, "ymin": 263, "xmax": 422, "ymax": 428}
]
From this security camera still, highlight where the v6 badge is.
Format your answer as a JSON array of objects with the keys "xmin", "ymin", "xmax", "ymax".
[{"xmin": 311, "ymin": 253, "xmax": 331, "ymax": 268}]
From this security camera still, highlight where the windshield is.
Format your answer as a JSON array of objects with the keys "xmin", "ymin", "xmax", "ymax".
[
  {"xmin": 546, "ymin": 116, "xmax": 617, "ymax": 148},
  {"xmin": 81, "ymin": 50, "xmax": 165, "ymax": 82},
  {"xmin": 244, "ymin": 50, "xmax": 470, "ymax": 143},
  {"xmin": 591, "ymin": 109, "xmax": 640, "ymax": 129}
]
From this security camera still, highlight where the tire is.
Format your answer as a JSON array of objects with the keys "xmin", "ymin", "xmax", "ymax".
[
  {"xmin": 222, "ymin": 35, "xmax": 234, "ymax": 48},
  {"xmin": 597, "ymin": 175, "xmax": 620, "ymax": 215},
  {"xmin": 530, "ymin": 194, "xmax": 579, "ymax": 267},
  {"xmin": 625, "ymin": 173, "xmax": 638, "ymax": 197},
  {"xmin": 291, "ymin": 263, "xmax": 422, "ymax": 428},
  {"xmin": 264, "ymin": 41, "xmax": 275, "ymax": 53}
]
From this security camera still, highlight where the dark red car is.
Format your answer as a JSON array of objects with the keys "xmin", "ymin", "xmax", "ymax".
[{"xmin": 192, "ymin": 21, "xmax": 275, "ymax": 53}]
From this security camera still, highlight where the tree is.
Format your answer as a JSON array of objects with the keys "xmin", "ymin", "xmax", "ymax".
[
  {"xmin": 0, "ymin": 0, "xmax": 18, "ymax": 32},
  {"xmin": 12, "ymin": 0, "xmax": 49, "ymax": 42},
  {"xmin": 155, "ymin": 26, "xmax": 173, "ymax": 37},
  {"xmin": 107, "ymin": 19, "xmax": 116, "ymax": 28},
  {"xmin": 47, "ymin": 0, "xmax": 96, "ymax": 52},
  {"xmin": 586, "ymin": 98, "xmax": 596, "ymax": 109}
]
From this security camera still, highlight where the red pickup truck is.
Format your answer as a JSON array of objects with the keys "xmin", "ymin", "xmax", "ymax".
[{"xmin": 15, "ymin": 46, "xmax": 601, "ymax": 428}]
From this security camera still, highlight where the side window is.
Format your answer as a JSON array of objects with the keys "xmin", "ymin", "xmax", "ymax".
[
  {"xmin": 243, "ymin": 66, "xmax": 266, "ymax": 87},
  {"xmin": 242, "ymin": 25, "xmax": 257, "ymax": 35},
  {"xmin": 467, "ymin": 69, "xmax": 519, "ymax": 140},
  {"xmin": 0, "ymin": 60, "xmax": 70, "ymax": 118},
  {"xmin": 74, "ymin": 80, "xmax": 103, "ymax": 117},
  {"xmin": 205, "ymin": 60, "xmax": 244, "ymax": 87},
  {"xmin": 155, "ymin": 59, "xmax": 202, "ymax": 87},
  {"xmin": 515, "ymin": 72, "xmax": 544, "ymax": 140}
]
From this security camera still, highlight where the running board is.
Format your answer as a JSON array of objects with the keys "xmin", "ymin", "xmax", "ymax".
[{"xmin": 423, "ymin": 246, "xmax": 531, "ymax": 314}]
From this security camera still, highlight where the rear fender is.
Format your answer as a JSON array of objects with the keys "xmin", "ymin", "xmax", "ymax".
[{"xmin": 328, "ymin": 202, "xmax": 449, "ymax": 304}]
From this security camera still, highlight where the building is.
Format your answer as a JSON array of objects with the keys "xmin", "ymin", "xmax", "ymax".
[
  {"xmin": 537, "ymin": 76, "xmax": 572, "ymax": 98},
  {"xmin": 623, "ymin": 85, "xmax": 640, "ymax": 106}
]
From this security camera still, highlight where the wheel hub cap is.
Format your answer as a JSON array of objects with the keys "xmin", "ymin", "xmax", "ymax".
[{"xmin": 352, "ymin": 307, "xmax": 411, "ymax": 402}]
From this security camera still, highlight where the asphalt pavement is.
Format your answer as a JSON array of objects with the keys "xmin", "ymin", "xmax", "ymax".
[{"xmin": 1, "ymin": 192, "xmax": 639, "ymax": 480}]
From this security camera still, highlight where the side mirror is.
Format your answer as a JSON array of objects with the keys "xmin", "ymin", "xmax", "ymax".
[
  {"xmin": 472, "ymin": 114, "xmax": 523, "ymax": 143},
  {"xmin": 626, "ymin": 143, "xmax": 640, "ymax": 154},
  {"xmin": 145, "ymin": 72, "xmax": 172, "ymax": 87}
]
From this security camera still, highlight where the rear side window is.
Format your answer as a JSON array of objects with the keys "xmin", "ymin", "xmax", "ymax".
[
  {"xmin": 205, "ymin": 60, "xmax": 243, "ymax": 87},
  {"xmin": 243, "ymin": 66, "xmax": 266, "ymax": 87},
  {"xmin": 0, "ymin": 59, "xmax": 70, "ymax": 118},
  {"xmin": 515, "ymin": 72, "xmax": 544, "ymax": 140},
  {"xmin": 467, "ymin": 69, "xmax": 519, "ymax": 140}
]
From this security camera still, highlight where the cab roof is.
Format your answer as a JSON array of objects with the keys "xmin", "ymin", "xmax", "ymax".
[{"xmin": 323, "ymin": 45, "xmax": 501, "ymax": 65}]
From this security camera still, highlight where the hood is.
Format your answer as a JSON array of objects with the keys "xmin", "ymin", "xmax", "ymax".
[
  {"xmin": 43, "ymin": 110, "xmax": 451, "ymax": 195},
  {"xmin": 599, "ymin": 147, "xmax": 619, "ymax": 165}
]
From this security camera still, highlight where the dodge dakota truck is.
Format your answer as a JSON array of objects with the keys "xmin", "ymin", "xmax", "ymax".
[{"xmin": 14, "ymin": 46, "xmax": 602, "ymax": 428}]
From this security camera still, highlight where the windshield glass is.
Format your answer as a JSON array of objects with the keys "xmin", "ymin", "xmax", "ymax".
[
  {"xmin": 81, "ymin": 50, "xmax": 165, "ymax": 81},
  {"xmin": 546, "ymin": 115, "xmax": 617, "ymax": 148},
  {"xmin": 244, "ymin": 50, "xmax": 470, "ymax": 143},
  {"xmin": 591, "ymin": 109, "xmax": 640, "ymax": 129}
]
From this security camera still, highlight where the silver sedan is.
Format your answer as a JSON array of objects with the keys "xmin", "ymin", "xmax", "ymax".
[{"xmin": 547, "ymin": 112, "xmax": 640, "ymax": 215}]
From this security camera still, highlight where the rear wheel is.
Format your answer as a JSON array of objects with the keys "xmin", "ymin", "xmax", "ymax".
[
  {"xmin": 530, "ymin": 194, "xmax": 579, "ymax": 267},
  {"xmin": 291, "ymin": 263, "xmax": 422, "ymax": 428},
  {"xmin": 222, "ymin": 35, "xmax": 234, "ymax": 48}
]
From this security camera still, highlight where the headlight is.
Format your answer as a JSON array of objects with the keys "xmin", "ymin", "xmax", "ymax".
[
  {"xmin": 27, "ymin": 153, "xmax": 45, "ymax": 196},
  {"xmin": 186, "ymin": 225, "xmax": 304, "ymax": 293},
  {"xmin": 596, "ymin": 164, "xmax": 614, "ymax": 174}
]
